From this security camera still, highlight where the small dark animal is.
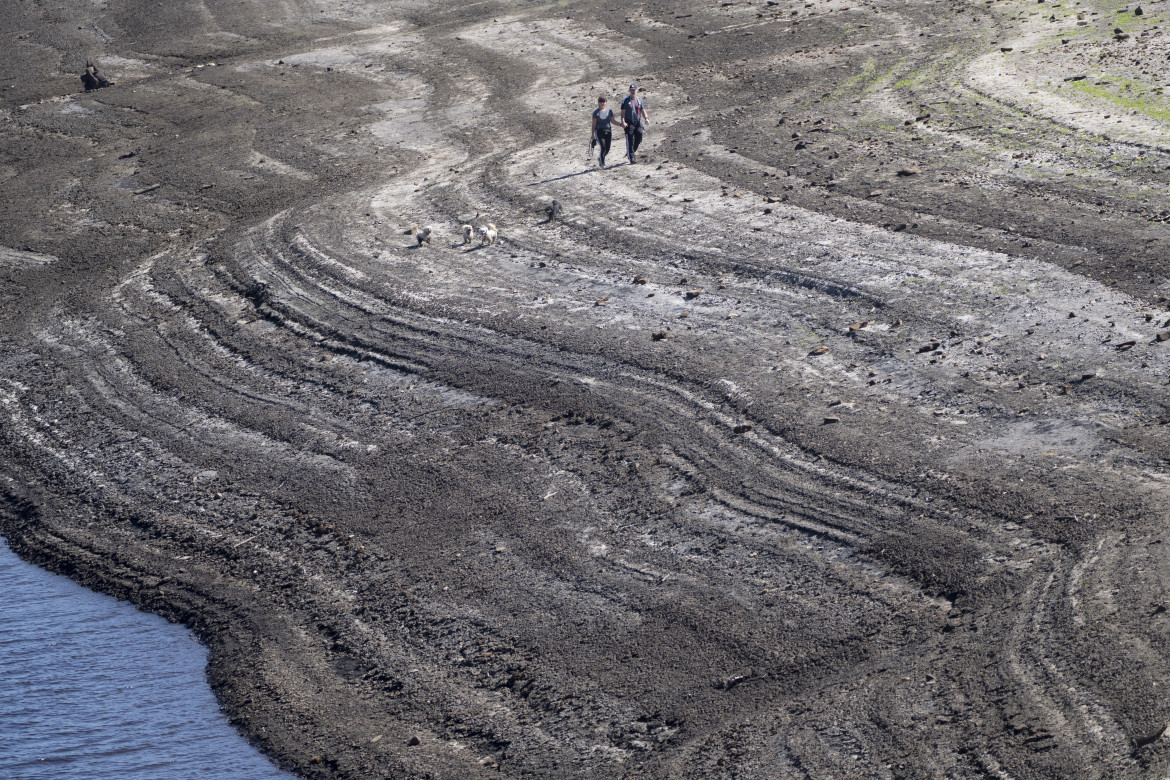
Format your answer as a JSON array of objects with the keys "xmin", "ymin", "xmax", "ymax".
[
  {"xmin": 545, "ymin": 199, "xmax": 562, "ymax": 222},
  {"xmin": 80, "ymin": 60, "xmax": 113, "ymax": 91}
]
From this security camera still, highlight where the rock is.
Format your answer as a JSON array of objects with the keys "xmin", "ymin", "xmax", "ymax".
[
  {"xmin": 1157, "ymin": 331, "xmax": 1170, "ymax": 342},
  {"xmin": 732, "ymin": 423, "xmax": 754, "ymax": 434},
  {"xmin": 684, "ymin": 289, "xmax": 703, "ymax": 299},
  {"xmin": 848, "ymin": 321, "xmax": 868, "ymax": 331},
  {"xmin": 808, "ymin": 345, "xmax": 829, "ymax": 356},
  {"xmin": 1064, "ymin": 74, "xmax": 1088, "ymax": 82},
  {"xmin": 1081, "ymin": 372, "xmax": 1096, "ymax": 381},
  {"xmin": 1136, "ymin": 6, "xmax": 1144, "ymax": 15},
  {"xmin": 896, "ymin": 167, "xmax": 920, "ymax": 176},
  {"xmin": 1116, "ymin": 340, "xmax": 1137, "ymax": 350},
  {"xmin": 652, "ymin": 330, "xmax": 669, "ymax": 341},
  {"xmin": 1115, "ymin": 32, "xmax": 1131, "ymax": 41},
  {"xmin": 891, "ymin": 318, "xmax": 903, "ymax": 327},
  {"xmin": 595, "ymin": 296, "xmax": 610, "ymax": 306},
  {"xmin": 407, "ymin": 736, "xmax": 421, "ymax": 747},
  {"xmin": 918, "ymin": 342, "xmax": 941, "ymax": 353},
  {"xmin": 633, "ymin": 275, "xmax": 648, "ymax": 285},
  {"xmin": 823, "ymin": 416, "xmax": 840, "ymax": 424},
  {"xmin": 1000, "ymin": 47, "xmax": 1014, "ymax": 52}
]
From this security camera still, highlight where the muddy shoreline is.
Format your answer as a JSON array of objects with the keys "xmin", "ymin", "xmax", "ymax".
[{"xmin": 5, "ymin": 0, "xmax": 1170, "ymax": 777}]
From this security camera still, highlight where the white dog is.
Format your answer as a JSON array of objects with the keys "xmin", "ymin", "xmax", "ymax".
[
  {"xmin": 412, "ymin": 224, "xmax": 432, "ymax": 246},
  {"xmin": 478, "ymin": 223, "xmax": 498, "ymax": 246},
  {"xmin": 461, "ymin": 224, "xmax": 474, "ymax": 244}
]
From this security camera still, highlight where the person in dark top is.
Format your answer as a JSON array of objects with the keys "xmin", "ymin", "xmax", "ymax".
[
  {"xmin": 591, "ymin": 95, "xmax": 622, "ymax": 169},
  {"xmin": 620, "ymin": 84, "xmax": 649, "ymax": 164}
]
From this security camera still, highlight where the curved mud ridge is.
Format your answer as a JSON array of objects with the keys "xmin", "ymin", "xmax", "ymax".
[{"xmin": 5, "ymin": 1, "xmax": 1170, "ymax": 778}]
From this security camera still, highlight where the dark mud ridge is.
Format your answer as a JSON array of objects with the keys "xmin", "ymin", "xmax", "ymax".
[{"xmin": 5, "ymin": 0, "xmax": 1170, "ymax": 777}]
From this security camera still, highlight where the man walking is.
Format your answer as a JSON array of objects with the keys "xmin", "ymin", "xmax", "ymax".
[{"xmin": 620, "ymin": 84, "xmax": 649, "ymax": 164}]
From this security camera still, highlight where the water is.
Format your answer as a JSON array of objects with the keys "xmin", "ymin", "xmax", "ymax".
[{"xmin": 0, "ymin": 540, "xmax": 295, "ymax": 779}]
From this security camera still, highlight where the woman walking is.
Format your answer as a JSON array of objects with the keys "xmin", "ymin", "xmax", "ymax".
[{"xmin": 590, "ymin": 95, "xmax": 622, "ymax": 169}]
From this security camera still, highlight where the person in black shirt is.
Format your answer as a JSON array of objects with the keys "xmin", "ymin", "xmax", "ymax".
[
  {"xmin": 620, "ymin": 84, "xmax": 649, "ymax": 164},
  {"xmin": 591, "ymin": 95, "xmax": 622, "ymax": 169}
]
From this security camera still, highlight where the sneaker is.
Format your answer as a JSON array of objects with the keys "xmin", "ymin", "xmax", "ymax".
[{"xmin": 628, "ymin": 155, "xmax": 637, "ymax": 164}]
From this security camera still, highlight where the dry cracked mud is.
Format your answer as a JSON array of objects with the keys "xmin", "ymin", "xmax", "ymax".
[{"xmin": 5, "ymin": 0, "xmax": 1170, "ymax": 777}]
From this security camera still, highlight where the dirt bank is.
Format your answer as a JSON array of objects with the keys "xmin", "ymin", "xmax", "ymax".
[{"xmin": 5, "ymin": 0, "xmax": 1170, "ymax": 777}]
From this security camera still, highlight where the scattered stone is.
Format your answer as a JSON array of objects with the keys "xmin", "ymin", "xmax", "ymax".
[
  {"xmin": 918, "ymin": 341, "xmax": 941, "ymax": 353},
  {"xmin": 1064, "ymin": 74, "xmax": 1088, "ymax": 82},
  {"xmin": 595, "ymin": 296, "xmax": 610, "ymax": 306},
  {"xmin": 1157, "ymin": 331, "xmax": 1170, "ymax": 342},
  {"xmin": 896, "ymin": 167, "xmax": 921, "ymax": 177},
  {"xmin": 891, "ymin": 318, "xmax": 903, "ymax": 327},
  {"xmin": 652, "ymin": 329, "xmax": 669, "ymax": 341},
  {"xmin": 808, "ymin": 345, "xmax": 829, "ymax": 356},
  {"xmin": 684, "ymin": 289, "xmax": 703, "ymax": 299},
  {"xmin": 1000, "ymin": 46, "xmax": 1014, "ymax": 52},
  {"xmin": 1136, "ymin": 6, "xmax": 1145, "ymax": 15},
  {"xmin": 733, "ymin": 423, "xmax": 754, "ymax": 434},
  {"xmin": 407, "ymin": 736, "xmax": 421, "ymax": 747},
  {"xmin": 848, "ymin": 321, "xmax": 869, "ymax": 331},
  {"xmin": 823, "ymin": 416, "xmax": 840, "ymax": 424},
  {"xmin": 1081, "ymin": 372, "xmax": 1096, "ymax": 381},
  {"xmin": 633, "ymin": 275, "xmax": 648, "ymax": 285},
  {"xmin": 1116, "ymin": 340, "xmax": 1137, "ymax": 350}
]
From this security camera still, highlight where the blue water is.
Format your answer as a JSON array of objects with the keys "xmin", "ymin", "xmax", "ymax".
[{"xmin": 0, "ymin": 539, "xmax": 295, "ymax": 779}]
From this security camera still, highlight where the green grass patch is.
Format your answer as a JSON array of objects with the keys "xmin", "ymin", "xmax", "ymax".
[{"xmin": 1068, "ymin": 77, "xmax": 1170, "ymax": 124}]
